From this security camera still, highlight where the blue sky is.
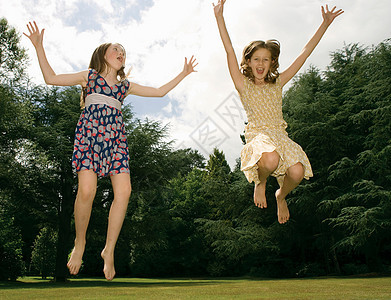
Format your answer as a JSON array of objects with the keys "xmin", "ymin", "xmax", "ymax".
[
  {"xmin": 2, "ymin": 0, "xmax": 391, "ymax": 167},
  {"xmin": 60, "ymin": 0, "xmax": 154, "ymax": 31}
]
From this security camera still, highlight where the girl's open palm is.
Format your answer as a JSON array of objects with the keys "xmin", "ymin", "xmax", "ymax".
[
  {"xmin": 183, "ymin": 56, "xmax": 198, "ymax": 76},
  {"xmin": 322, "ymin": 5, "xmax": 344, "ymax": 26},
  {"xmin": 23, "ymin": 21, "xmax": 44, "ymax": 48}
]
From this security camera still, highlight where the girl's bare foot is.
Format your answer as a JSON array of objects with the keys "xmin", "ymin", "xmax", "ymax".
[
  {"xmin": 275, "ymin": 189, "xmax": 290, "ymax": 224},
  {"xmin": 101, "ymin": 248, "xmax": 115, "ymax": 281},
  {"xmin": 254, "ymin": 181, "xmax": 267, "ymax": 208},
  {"xmin": 67, "ymin": 241, "xmax": 85, "ymax": 275}
]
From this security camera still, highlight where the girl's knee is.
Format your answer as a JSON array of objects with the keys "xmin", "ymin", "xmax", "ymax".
[
  {"xmin": 124, "ymin": 180, "xmax": 132, "ymax": 198},
  {"xmin": 110, "ymin": 173, "xmax": 132, "ymax": 200},
  {"xmin": 77, "ymin": 184, "xmax": 96, "ymax": 201},
  {"xmin": 287, "ymin": 163, "xmax": 304, "ymax": 183},
  {"xmin": 77, "ymin": 170, "xmax": 97, "ymax": 201},
  {"xmin": 124, "ymin": 185, "xmax": 132, "ymax": 199},
  {"xmin": 114, "ymin": 182, "xmax": 132, "ymax": 200},
  {"xmin": 258, "ymin": 151, "xmax": 280, "ymax": 172}
]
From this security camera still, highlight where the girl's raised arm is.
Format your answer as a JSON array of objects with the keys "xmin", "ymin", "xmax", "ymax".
[
  {"xmin": 213, "ymin": 0, "xmax": 244, "ymax": 94},
  {"xmin": 24, "ymin": 21, "xmax": 88, "ymax": 87},
  {"xmin": 280, "ymin": 5, "xmax": 344, "ymax": 87},
  {"xmin": 128, "ymin": 56, "xmax": 197, "ymax": 97}
]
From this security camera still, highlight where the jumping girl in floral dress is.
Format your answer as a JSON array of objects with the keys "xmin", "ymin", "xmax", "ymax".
[{"xmin": 24, "ymin": 21, "xmax": 197, "ymax": 280}]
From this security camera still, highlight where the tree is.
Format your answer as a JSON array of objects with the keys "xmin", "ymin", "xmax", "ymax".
[
  {"xmin": 0, "ymin": 205, "xmax": 25, "ymax": 281},
  {"xmin": 31, "ymin": 227, "xmax": 57, "ymax": 279},
  {"xmin": 0, "ymin": 17, "xmax": 35, "ymax": 281},
  {"xmin": 205, "ymin": 148, "xmax": 231, "ymax": 182},
  {"xmin": 125, "ymin": 118, "xmax": 206, "ymax": 277},
  {"xmin": 203, "ymin": 148, "xmax": 233, "ymax": 220},
  {"xmin": 0, "ymin": 18, "xmax": 28, "ymax": 87},
  {"xmin": 284, "ymin": 41, "xmax": 391, "ymax": 275}
]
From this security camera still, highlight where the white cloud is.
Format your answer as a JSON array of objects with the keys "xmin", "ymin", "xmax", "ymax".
[{"xmin": 2, "ymin": 0, "xmax": 391, "ymax": 167}]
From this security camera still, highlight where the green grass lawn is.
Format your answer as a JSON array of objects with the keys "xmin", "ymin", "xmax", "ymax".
[{"xmin": 1, "ymin": 276, "xmax": 390, "ymax": 299}]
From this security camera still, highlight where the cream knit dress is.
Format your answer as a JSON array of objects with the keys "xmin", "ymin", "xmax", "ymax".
[{"xmin": 240, "ymin": 77, "xmax": 313, "ymax": 186}]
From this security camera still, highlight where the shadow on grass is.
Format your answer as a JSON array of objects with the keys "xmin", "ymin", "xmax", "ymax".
[{"xmin": 0, "ymin": 277, "xmax": 223, "ymax": 290}]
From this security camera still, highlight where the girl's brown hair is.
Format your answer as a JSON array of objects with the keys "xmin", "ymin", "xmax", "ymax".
[
  {"xmin": 80, "ymin": 43, "xmax": 128, "ymax": 108},
  {"xmin": 240, "ymin": 40, "xmax": 280, "ymax": 84}
]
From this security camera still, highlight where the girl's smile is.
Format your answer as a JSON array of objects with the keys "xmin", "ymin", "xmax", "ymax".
[
  {"xmin": 256, "ymin": 67, "xmax": 265, "ymax": 75},
  {"xmin": 248, "ymin": 48, "xmax": 272, "ymax": 84}
]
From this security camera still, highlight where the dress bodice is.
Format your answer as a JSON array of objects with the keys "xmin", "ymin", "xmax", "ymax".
[
  {"xmin": 240, "ymin": 77, "xmax": 287, "ymax": 129},
  {"xmin": 86, "ymin": 69, "xmax": 130, "ymax": 103}
]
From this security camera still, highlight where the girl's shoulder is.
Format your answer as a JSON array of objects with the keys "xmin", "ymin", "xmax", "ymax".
[
  {"xmin": 89, "ymin": 68, "xmax": 99, "ymax": 74},
  {"xmin": 87, "ymin": 68, "xmax": 99, "ymax": 80},
  {"xmin": 266, "ymin": 78, "xmax": 282, "ymax": 93},
  {"xmin": 275, "ymin": 76, "xmax": 282, "ymax": 88},
  {"xmin": 122, "ymin": 78, "xmax": 131, "ymax": 89},
  {"xmin": 237, "ymin": 76, "xmax": 250, "ymax": 96},
  {"xmin": 243, "ymin": 76, "xmax": 253, "ymax": 89}
]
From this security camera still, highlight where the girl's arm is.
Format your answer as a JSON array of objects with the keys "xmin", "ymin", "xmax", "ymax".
[
  {"xmin": 280, "ymin": 5, "xmax": 344, "ymax": 87},
  {"xmin": 128, "ymin": 56, "xmax": 197, "ymax": 97},
  {"xmin": 213, "ymin": 0, "xmax": 244, "ymax": 94},
  {"xmin": 24, "ymin": 21, "xmax": 88, "ymax": 87}
]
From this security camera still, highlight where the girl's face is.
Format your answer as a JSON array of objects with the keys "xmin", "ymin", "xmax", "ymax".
[
  {"xmin": 104, "ymin": 43, "xmax": 126, "ymax": 71},
  {"xmin": 248, "ymin": 48, "xmax": 272, "ymax": 84}
]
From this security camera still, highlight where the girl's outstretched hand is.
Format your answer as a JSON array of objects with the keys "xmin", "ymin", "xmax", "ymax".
[
  {"xmin": 213, "ymin": 0, "xmax": 226, "ymax": 18},
  {"xmin": 321, "ymin": 5, "xmax": 344, "ymax": 26},
  {"xmin": 183, "ymin": 56, "xmax": 198, "ymax": 76},
  {"xmin": 23, "ymin": 21, "xmax": 45, "ymax": 48}
]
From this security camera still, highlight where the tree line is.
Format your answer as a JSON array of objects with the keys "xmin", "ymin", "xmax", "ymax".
[{"xmin": 1, "ymin": 18, "xmax": 390, "ymax": 281}]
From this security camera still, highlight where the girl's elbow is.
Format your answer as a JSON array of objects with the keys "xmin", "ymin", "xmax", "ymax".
[
  {"xmin": 43, "ymin": 75, "xmax": 56, "ymax": 85},
  {"xmin": 44, "ymin": 79, "xmax": 54, "ymax": 85},
  {"xmin": 157, "ymin": 88, "xmax": 167, "ymax": 97}
]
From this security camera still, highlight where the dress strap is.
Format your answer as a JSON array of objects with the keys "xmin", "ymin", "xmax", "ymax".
[{"xmin": 85, "ymin": 93, "xmax": 122, "ymax": 110}]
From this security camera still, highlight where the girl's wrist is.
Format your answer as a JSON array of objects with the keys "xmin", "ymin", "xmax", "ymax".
[
  {"xmin": 181, "ymin": 70, "xmax": 189, "ymax": 77},
  {"xmin": 34, "ymin": 43, "xmax": 43, "ymax": 50},
  {"xmin": 215, "ymin": 14, "xmax": 224, "ymax": 21},
  {"xmin": 321, "ymin": 20, "xmax": 330, "ymax": 28}
]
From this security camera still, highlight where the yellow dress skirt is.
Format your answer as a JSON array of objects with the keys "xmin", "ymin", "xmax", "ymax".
[{"xmin": 240, "ymin": 123, "xmax": 313, "ymax": 187}]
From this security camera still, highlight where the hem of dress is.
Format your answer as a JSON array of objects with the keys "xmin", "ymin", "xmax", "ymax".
[
  {"xmin": 242, "ymin": 155, "xmax": 313, "ymax": 186},
  {"xmin": 241, "ymin": 148, "xmax": 280, "ymax": 185},
  {"xmin": 74, "ymin": 167, "xmax": 130, "ymax": 178}
]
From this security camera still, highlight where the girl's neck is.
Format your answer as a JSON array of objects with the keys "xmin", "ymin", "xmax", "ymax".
[
  {"xmin": 101, "ymin": 68, "xmax": 119, "ymax": 83},
  {"xmin": 254, "ymin": 78, "xmax": 266, "ymax": 86}
]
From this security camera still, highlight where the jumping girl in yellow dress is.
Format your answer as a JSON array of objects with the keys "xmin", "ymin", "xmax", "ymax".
[{"xmin": 213, "ymin": 0, "xmax": 343, "ymax": 223}]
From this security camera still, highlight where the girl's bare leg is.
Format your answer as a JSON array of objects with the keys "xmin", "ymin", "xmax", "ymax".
[
  {"xmin": 254, "ymin": 151, "xmax": 280, "ymax": 208},
  {"xmin": 101, "ymin": 172, "xmax": 131, "ymax": 281},
  {"xmin": 275, "ymin": 162, "xmax": 304, "ymax": 224},
  {"xmin": 67, "ymin": 170, "xmax": 97, "ymax": 275}
]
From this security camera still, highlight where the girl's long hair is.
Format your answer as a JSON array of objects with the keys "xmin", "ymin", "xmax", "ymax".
[
  {"xmin": 240, "ymin": 40, "xmax": 280, "ymax": 84},
  {"xmin": 80, "ymin": 43, "xmax": 128, "ymax": 108}
]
